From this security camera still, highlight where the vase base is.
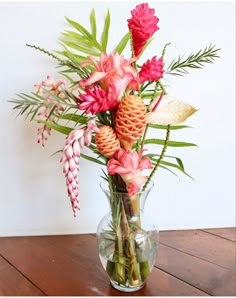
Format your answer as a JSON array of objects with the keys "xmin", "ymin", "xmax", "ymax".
[{"xmin": 110, "ymin": 279, "xmax": 145, "ymax": 292}]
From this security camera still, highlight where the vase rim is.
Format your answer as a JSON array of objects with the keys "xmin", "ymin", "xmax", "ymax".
[{"xmin": 99, "ymin": 180, "xmax": 154, "ymax": 195}]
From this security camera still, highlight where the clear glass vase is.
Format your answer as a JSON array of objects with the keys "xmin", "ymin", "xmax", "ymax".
[{"xmin": 96, "ymin": 181, "xmax": 159, "ymax": 292}]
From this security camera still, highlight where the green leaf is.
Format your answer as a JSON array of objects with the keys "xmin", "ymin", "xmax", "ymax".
[
  {"xmin": 56, "ymin": 113, "xmax": 88, "ymax": 124},
  {"xmin": 101, "ymin": 9, "xmax": 110, "ymax": 52},
  {"xmin": 138, "ymin": 37, "xmax": 154, "ymax": 59},
  {"xmin": 176, "ymin": 158, "xmax": 184, "ymax": 170},
  {"xmin": 50, "ymin": 149, "xmax": 62, "ymax": 158},
  {"xmin": 39, "ymin": 120, "xmax": 74, "ymax": 135},
  {"xmin": 55, "ymin": 49, "xmax": 89, "ymax": 64},
  {"xmin": 144, "ymin": 138, "xmax": 197, "ymax": 147},
  {"xmin": 159, "ymin": 165, "xmax": 179, "ymax": 178},
  {"xmin": 114, "ymin": 32, "xmax": 131, "ymax": 54},
  {"xmin": 149, "ymin": 124, "xmax": 191, "ymax": 130},
  {"xmin": 167, "ymin": 44, "xmax": 221, "ymax": 76},
  {"xmin": 144, "ymin": 153, "xmax": 185, "ymax": 171},
  {"xmin": 61, "ymin": 31, "xmax": 94, "ymax": 47},
  {"xmin": 60, "ymin": 40, "xmax": 100, "ymax": 56},
  {"xmin": 65, "ymin": 17, "xmax": 93, "ymax": 41},
  {"xmin": 159, "ymin": 160, "xmax": 193, "ymax": 179},
  {"xmin": 81, "ymin": 153, "xmax": 106, "ymax": 165},
  {"xmin": 90, "ymin": 8, "xmax": 97, "ymax": 39}
]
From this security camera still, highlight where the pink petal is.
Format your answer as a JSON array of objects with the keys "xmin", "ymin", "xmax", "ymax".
[{"xmin": 79, "ymin": 72, "xmax": 106, "ymax": 87}]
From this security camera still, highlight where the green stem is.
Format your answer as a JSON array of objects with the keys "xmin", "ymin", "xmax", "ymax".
[
  {"xmin": 120, "ymin": 199, "xmax": 141, "ymax": 285},
  {"xmin": 143, "ymin": 125, "xmax": 171, "ymax": 191},
  {"xmin": 26, "ymin": 44, "xmax": 89, "ymax": 79},
  {"xmin": 140, "ymin": 124, "xmax": 149, "ymax": 152}
]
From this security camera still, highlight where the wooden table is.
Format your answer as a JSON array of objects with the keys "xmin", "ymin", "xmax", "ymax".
[{"xmin": 0, "ymin": 228, "xmax": 235, "ymax": 296}]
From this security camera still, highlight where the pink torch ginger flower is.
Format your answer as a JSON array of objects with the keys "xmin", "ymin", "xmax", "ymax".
[
  {"xmin": 60, "ymin": 120, "xmax": 99, "ymax": 216},
  {"xmin": 127, "ymin": 3, "xmax": 159, "ymax": 57},
  {"xmin": 107, "ymin": 148, "xmax": 153, "ymax": 196},
  {"xmin": 35, "ymin": 76, "xmax": 66, "ymax": 146},
  {"xmin": 79, "ymin": 85, "xmax": 118, "ymax": 114},
  {"xmin": 79, "ymin": 53, "xmax": 138, "ymax": 101},
  {"xmin": 139, "ymin": 57, "xmax": 164, "ymax": 83}
]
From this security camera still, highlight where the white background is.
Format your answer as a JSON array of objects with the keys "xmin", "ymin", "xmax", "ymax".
[{"xmin": 0, "ymin": 1, "xmax": 235, "ymax": 236}]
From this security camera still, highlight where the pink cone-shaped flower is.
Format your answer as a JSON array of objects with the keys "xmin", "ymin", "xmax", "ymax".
[
  {"xmin": 79, "ymin": 53, "xmax": 138, "ymax": 100},
  {"xmin": 139, "ymin": 56, "xmax": 164, "ymax": 83},
  {"xmin": 35, "ymin": 76, "xmax": 66, "ymax": 146},
  {"xmin": 107, "ymin": 148, "xmax": 153, "ymax": 196},
  {"xmin": 60, "ymin": 129, "xmax": 84, "ymax": 217},
  {"xmin": 60, "ymin": 120, "xmax": 99, "ymax": 216},
  {"xmin": 127, "ymin": 3, "xmax": 159, "ymax": 57},
  {"xmin": 79, "ymin": 85, "xmax": 118, "ymax": 115}
]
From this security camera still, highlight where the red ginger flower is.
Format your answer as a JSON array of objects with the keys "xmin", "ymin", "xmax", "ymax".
[
  {"xmin": 127, "ymin": 3, "xmax": 159, "ymax": 57},
  {"xmin": 139, "ymin": 56, "xmax": 164, "ymax": 83},
  {"xmin": 79, "ymin": 85, "xmax": 118, "ymax": 115},
  {"xmin": 107, "ymin": 148, "xmax": 153, "ymax": 196}
]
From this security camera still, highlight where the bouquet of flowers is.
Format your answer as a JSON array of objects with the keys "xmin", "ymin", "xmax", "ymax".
[{"xmin": 10, "ymin": 3, "xmax": 220, "ymax": 291}]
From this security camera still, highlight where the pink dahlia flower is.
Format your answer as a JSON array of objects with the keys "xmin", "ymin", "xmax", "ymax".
[
  {"xmin": 139, "ymin": 56, "xmax": 164, "ymax": 83},
  {"xmin": 79, "ymin": 85, "xmax": 118, "ymax": 114},
  {"xmin": 79, "ymin": 53, "xmax": 138, "ymax": 100},
  {"xmin": 127, "ymin": 3, "xmax": 159, "ymax": 57},
  {"xmin": 107, "ymin": 148, "xmax": 153, "ymax": 196}
]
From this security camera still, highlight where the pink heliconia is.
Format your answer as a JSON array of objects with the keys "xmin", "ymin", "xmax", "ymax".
[
  {"xmin": 107, "ymin": 148, "xmax": 153, "ymax": 196},
  {"xmin": 78, "ymin": 53, "xmax": 138, "ymax": 102},
  {"xmin": 139, "ymin": 56, "xmax": 164, "ymax": 84},
  {"xmin": 60, "ymin": 120, "xmax": 99, "ymax": 216},
  {"xmin": 127, "ymin": 3, "xmax": 159, "ymax": 57},
  {"xmin": 35, "ymin": 76, "xmax": 66, "ymax": 146}
]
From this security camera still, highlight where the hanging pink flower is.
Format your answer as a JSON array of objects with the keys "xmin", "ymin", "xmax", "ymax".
[
  {"xmin": 60, "ymin": 120, "xmax": 99, "ymax": 216},
  {"xmin": 139, "ymin": 57, "xmax": 164, "ymax": 83},
  {"xmin": 107, "ymin": 148, "xmax": 153, "ymax": 196},
  {"xmin": 60, "ymin": 129, "xmax": 84, "ymax": 217},
  {"xmin": 79, "ymin": 85, "xmax": 118, "ymax": 115},
  {"xmin": 79, "ymin": 53, "xmax": 138, "ymax": 100},
  {"xmin": 35, "ymin": 76, "xmax": 66, "ymax": 146},
  {"xmin": 127, "ymin": 3, "xmax": 159, "ymax": 57}
]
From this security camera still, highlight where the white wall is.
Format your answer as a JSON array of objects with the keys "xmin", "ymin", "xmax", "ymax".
[{"xmin": 0, "ymin": 1, "xmax": 235, "ymax": 236}]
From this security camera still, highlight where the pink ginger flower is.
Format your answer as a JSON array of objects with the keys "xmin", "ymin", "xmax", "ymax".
[
  {"xmin": 79, "ymin": 53, "xmax": 138, "ymax": 101},
  {"xmin": 139, "ymin": 56, "xmax": 164, "ymax": 84},
  {"xmin": 60, "ymin": 120, "xmax": 99, "ymax": 216},
  {"xmin": 107, "ymin": 148, "xmax": 153, "ymax": 196},
  {"xmin": 35, "ymin": 76, "xmax": 66, "ymax": 146},
  {"xmin": 127, "ymin": 3, "xmax": 159, "ymax": 57},
  {"xmin": 79, "ymin": 85, "xmax": 118, "ymax": 114}
]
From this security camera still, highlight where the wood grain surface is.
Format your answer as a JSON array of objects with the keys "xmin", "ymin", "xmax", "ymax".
[{"xmin": 0, "ymin": 228, "xmax": 235, "ymax": 296}]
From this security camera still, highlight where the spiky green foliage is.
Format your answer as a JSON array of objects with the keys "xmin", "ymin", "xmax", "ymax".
[{"xmin": 167, "ymin": 44, "xmax": 221, "ymax": 76}]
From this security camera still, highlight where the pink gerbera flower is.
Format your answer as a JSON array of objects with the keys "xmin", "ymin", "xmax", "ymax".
[
  {"xmin": 107, "ymin": 148, "xmax": 153, "ymax": 196},
  {"xmin": 139, "ymin": 56, "xmax": 164, "ymax": 83},
  {"xmin": 127, "ymin": 3, "xmax": 159, "ymax": 57}
]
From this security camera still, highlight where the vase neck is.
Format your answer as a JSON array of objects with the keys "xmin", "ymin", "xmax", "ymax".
[{"xmin": 100, "ymin": 181, "xmax": 154, "ymax": 217}]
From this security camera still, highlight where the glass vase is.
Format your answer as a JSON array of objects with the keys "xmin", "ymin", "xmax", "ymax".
[{"xmin": 96, "ymin": 181, "xmax": 159, "ymax": 292}]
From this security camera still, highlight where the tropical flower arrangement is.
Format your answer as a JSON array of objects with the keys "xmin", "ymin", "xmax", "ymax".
[{"xmin": 10, "ymin": 3, "xmax": 220, "ymax": 292}]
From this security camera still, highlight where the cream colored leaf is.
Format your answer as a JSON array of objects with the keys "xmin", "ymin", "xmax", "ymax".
[{"xmin": 146, "ymin": 97, "xmax": 197, "ymax": 125}]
